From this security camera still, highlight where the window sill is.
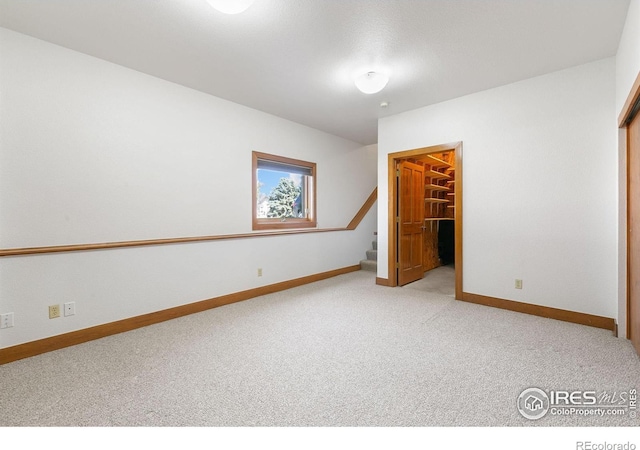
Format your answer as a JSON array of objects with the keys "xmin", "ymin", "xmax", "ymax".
[{"xmin": 252, "ymin": 220, "xmax": 317, "ymax": 231}]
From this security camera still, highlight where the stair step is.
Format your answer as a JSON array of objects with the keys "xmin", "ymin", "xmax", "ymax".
[
  {"xmin": 366, "ymin": 249, "xmax": 377, "ymax": 261},
  {"xmin": 360, "ymin": 259, "xmax": 377, "ymax": 272}
]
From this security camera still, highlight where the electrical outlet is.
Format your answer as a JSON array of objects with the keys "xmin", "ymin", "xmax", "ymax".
[
  {"xmin": 64, "ymin": 302, "xmax": 76, "ymax": 317},
  {"xmin": 515, "ymin": 279, "xmax": 523, "ymax": 289},
  {"xmin": 49, "ymin": 304, "xmax": 61, "ymax": 319},
  {"xmin": 257, "ymin": 268, "xmax": 263, "ymax": 277},
  {"xmin": 1, "ymin": 313, "xmax": 14, "ymax": 329}
]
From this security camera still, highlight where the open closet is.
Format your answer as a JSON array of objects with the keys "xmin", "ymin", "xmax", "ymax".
[
  {"xmin": 419, "ymin": 150, "xmax": 456, "ymax": 272},
  {"xmin": 396, "ymin": 149, "xmax": 456, "ymax": 286},
  {"xmin": 388, "ymin": 141, "xmax": 461, "ymax": 294}
]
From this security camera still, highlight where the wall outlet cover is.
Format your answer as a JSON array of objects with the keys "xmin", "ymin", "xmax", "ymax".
[
  {"xmin": 1, "ymin": 313, "xmax": 14, "ymax": 329},
  {"xmin": 49, "ymin": 304, "xmax": 61, "ymax": 319},
  {"xmin": 64, "ymin": 302, "xmax": 76, "ymax": 317}
]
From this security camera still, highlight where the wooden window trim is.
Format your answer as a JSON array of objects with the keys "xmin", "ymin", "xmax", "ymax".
[{"xmin": 252, "ymin": 151, "xmax": 317, "ymax": 230}]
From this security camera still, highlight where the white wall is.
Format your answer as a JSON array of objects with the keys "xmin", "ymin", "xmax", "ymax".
[
  {"xmin": 616, "ymin": 0, "xmax": 640, "ymax": 116},
  {"xmin": 616, "ymin": 0, "xmax": 639, "ymax": 338},
  {"xmin": 378, "ymin": 58, "xmax": 618, "ymax": 319},
  {"xmin": 0, "ymin": 28, "xmax": 378, "ymax": 349}
]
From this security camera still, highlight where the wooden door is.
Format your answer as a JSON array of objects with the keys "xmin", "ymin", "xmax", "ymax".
[
  {"xmin": 629, "ymin": 111, "xmax": 640, "ymax": 354},
  {"xmin": 397, "ymin": 161, "xmax": 425, "ymax": 286}
]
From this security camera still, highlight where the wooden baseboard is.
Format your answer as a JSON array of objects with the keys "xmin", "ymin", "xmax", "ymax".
[
  {"xmin": 376, "ymin": 277, "xmax": 392, "ymax": 287},
  {"xmin": 0, "ymin": 265, "xmax": 361, "ymax": 365},
  {"xmin": 460, "ymin": 292, "xmax": 616, "ymax": 332}
]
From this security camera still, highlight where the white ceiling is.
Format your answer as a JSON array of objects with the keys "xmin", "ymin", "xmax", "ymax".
[{"xmin": 0, "ymin": 0, "xmax": 631, "ymax": 145}]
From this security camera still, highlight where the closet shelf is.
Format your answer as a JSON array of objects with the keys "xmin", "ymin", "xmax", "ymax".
[
  {"xmin": 425, "ymin": 198, "xmax": 449, "ymax": 204},
  {"xmin": 423, "ymin": 155, "xmax": 451, "ymax": 168},
  {"xmin": 426, "ymin": 184, "xmax": 450, "ymax": 192},
  {"xmin": 425, "ymin": 170, "xmax": 450, "ymax": 180}
]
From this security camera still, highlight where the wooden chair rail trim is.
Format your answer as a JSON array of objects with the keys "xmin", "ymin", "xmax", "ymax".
[
  {"xmin": 0, "ymin": 265, "xmax": 361, "ymax": 365},
  {"xmin": 346, "ymin": 187, "xmax": 377, "ymax": 230},
  {"xmin": 0, "ymin": 188, "xmax": 377, "ymax": 257}
]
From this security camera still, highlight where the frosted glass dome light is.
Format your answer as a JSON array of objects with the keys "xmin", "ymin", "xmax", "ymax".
[
  {"xmin": 354, "ymin": 71, "xmax": 389, "ymax": 94},
  {"xmin": 206, "ymin": 0, "xmax": 255, "ymax": 14}
]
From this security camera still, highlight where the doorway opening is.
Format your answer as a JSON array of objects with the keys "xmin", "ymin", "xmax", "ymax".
[{"xmin": 386, "ymin": 142, "xmax": 462, "ymax": 299}]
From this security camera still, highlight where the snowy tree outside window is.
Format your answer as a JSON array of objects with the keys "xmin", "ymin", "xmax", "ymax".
[{"xmin": 253, "ymin": 152, "xmax": 316, "ymax": 230}]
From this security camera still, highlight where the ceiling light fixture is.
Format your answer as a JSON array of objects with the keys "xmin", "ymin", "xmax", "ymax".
[
  {"xmin": 206, "ymin": 0, "xmax": 255, "ymax": 15},
  {"xmin": 354, "ymin": 71, "xmax": 389, "ymax": 94}
]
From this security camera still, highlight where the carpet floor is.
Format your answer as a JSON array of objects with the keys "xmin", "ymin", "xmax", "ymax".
[{"xmin": 1, "ymin": 268, "xmax": 638, "ymax": 427}]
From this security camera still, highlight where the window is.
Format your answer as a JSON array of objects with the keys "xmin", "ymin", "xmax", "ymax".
[{"xmin": 252, "ymin": 151, "xmax": 316, "ymax": 230}]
